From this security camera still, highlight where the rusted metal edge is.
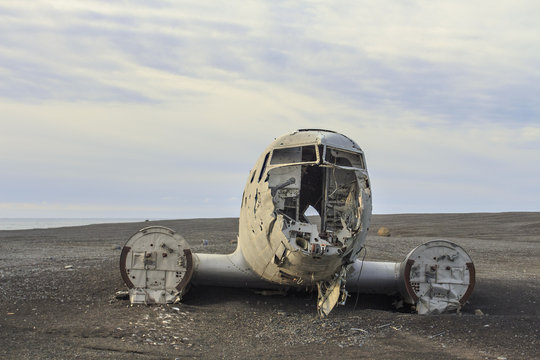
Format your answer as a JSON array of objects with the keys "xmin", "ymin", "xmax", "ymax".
[
  {"xmin": 460, "ymin": 262, "xmax": 476, "ymax": 305},
  {"xmin": 403, "ymin": 259, "xmax": 419, "ymax": 302},
  {"xmin": 176, "ymin": 249, "xmax": 194, "ymax": 292},
  {"xmin": 119, "ymin": 246, "xmax": 134, "ymax": 289}
]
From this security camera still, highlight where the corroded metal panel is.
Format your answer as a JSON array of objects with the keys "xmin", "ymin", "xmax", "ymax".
[
  {"xmin": 119, "ymin": 129, "xmax": 475, "ymax": 317},
  {"xmin": 120, "ymin": 226, "xmax": 193, "ymax": 304},
  {"xmin": 238, "ymin": 129, "xmax": 372, "ymax": 316}
]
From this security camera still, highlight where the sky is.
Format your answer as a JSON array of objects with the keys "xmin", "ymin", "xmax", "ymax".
[{"xmin": 1, "ymin": 1, "xmax": 539, "ymax": 218}]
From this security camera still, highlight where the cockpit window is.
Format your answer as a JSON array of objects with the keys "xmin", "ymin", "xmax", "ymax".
[
  {"xmin": 258, "ymin": 152, "xmax": 270, "ymax": 182},
  {"xmin": 270, "ymin": 146, "xmax": 318, "ymax": 165},
  {"xmin": 325, "ymin": 147, "xmax": 365, "ymax": 169}
]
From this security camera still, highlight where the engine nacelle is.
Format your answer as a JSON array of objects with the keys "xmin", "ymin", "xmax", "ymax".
[
  {"xmin": 400, "ymin": 240, "xmax": 475, "ymax": 314},
  {"xmin": 347, "ymin": 240, "xmax": 475, "ymax": 314},
  {"xmin": 119, "ymin": 226, "xmax": 193, "ymax": 304}
]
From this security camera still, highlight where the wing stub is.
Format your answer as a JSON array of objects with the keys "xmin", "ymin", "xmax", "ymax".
[{"xmin": 119, "ymin": 226, "xmax": 193, "ymax": 304}]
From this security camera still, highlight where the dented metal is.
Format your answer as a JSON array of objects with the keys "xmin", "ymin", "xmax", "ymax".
[
  {"xmin": 120, "ymin": 226, "xmax": 193, "ymax": 304},
  {"xmin": 346, "ymin": 240, "xmax": 475, "ymax": 314},
  {"xmin": 238, "ymin": 130, "xmax": 372, "ymax": 316},
  {"xmin": 119, "ymin": 129, "xmax": 475, "ymax": 316},
  {"xmin": 401, "ymin": 240, "xmax": 475, "ymax": 314}
]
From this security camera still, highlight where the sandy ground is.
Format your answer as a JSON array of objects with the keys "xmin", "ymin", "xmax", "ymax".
[{"xmin": 0, "ymin": 213, "xmax": 538, "ymax": 359}]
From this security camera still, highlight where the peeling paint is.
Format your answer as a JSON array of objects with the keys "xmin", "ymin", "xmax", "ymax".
[
  {"xmin": 120, "ymin": 226, "xmax": 193, "ymax": 304},
  {"xmin": 119, "ymin": 129, "xmax": 475, "ymax": 317},
  {"xmin": 239, "ymin": 130, "xmax": 372, "ymax": 314}
]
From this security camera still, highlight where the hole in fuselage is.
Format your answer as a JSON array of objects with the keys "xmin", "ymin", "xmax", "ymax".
[
  {"xmin": 269, "ymin": 156, "xmax": 362, "ymax": 247},
  {"xmin": 304, "ymin": 205, "xmax": 321, "ymax": 232},
  {"xmin": 299, "ymin": 165, "xmax": 324, "ymax": 224}
]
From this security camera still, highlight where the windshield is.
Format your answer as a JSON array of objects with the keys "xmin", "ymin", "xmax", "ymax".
[
  {"xmin": 325, "ymin": 147, "xmax": 365, "ymax": 169},
  {"xmin": 270, "ymin": 145, "xmax": 318, "ymax": 165}
]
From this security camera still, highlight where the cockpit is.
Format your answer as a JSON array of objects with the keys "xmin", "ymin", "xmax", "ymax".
[{"xmin": 260, "ymin": 142, "xmax": 370, "ymax": 257}]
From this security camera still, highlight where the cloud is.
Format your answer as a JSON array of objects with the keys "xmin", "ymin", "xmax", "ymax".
[
  {"xmin": 0, "ymin": 1, "xmax": 539, "ymax": 216},
  {"xmin": 2, "ymin": 1, "xmax": 538, "ymax": 111}
]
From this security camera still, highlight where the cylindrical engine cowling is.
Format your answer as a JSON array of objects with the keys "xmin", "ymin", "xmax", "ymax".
[
  {"xmin": 346, "ymin": 240, "xmax": 475, "ymax": 314},
  {"xmin": 120, "ymin": 226, "xmax": 194, "ymax": 304},
  {"xmin": 398, "ymin": 240, "xmax": 475, "ymax": 314}
]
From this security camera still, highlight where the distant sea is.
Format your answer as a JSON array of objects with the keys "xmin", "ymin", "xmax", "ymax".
[{"xmin": 0, "ymin": 218, "xmax": 145, "ymax": 231}]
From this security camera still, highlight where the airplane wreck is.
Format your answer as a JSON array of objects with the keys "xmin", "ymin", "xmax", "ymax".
[{"xmin": 120, "ymin": 129, "xmax": 475, "ymax": 316}]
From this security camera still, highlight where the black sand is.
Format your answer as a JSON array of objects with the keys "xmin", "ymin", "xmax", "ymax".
[{"xmin": 1, "ymin": 213, "xmax": 538, "ymax": 359}]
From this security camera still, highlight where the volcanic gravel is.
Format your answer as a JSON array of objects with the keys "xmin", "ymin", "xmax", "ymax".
[{"xmin": 0, "ymin": 213, "xmax": 538, "ymax": 359}]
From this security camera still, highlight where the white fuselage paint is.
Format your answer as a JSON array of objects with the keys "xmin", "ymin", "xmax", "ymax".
[
  {"xmin": 237, "ymin": 130, "xmax": 372, "ymax": 287},
  {"xmin": 121, "ymin": 129, "xmax": 475, "ymax": 315}
]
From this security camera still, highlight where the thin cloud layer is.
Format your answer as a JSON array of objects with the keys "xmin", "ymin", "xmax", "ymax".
[{"xmin": 0, "ymin": 1, "xmax": 539, "ymax": 217}]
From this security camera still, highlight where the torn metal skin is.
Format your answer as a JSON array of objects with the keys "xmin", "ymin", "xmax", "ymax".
[
  {"xmin": 119, "ymin": 129, "xmax": 475, "ymax": 317},
  {"xmin": 400, "ymin": 240, "xmax": 476, "ymax": 315},
  {"xmin": 238, "ymin": 130, "xmax": 372, "ymax": 316}
]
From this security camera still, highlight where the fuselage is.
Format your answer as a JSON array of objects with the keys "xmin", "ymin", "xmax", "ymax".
[
  {"xmin": 120, "ymin": 128, "xmax": 475, "ymax": 316},
  {"xmin": 238, "ymin": 129, "xmax": 372, "ymax": 287}
]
